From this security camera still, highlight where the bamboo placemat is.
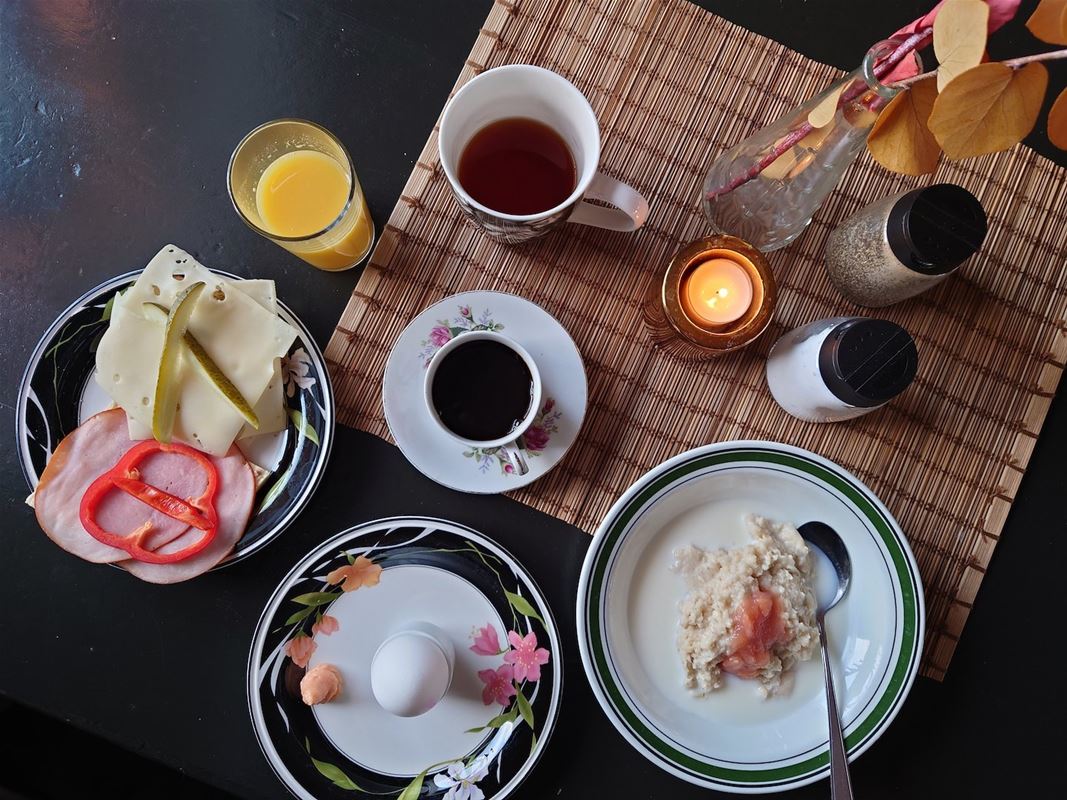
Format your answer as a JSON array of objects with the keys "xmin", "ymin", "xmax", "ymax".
[{"xmin": 324, "ymin": 0, "xmax": 1067, "ymax": 680}]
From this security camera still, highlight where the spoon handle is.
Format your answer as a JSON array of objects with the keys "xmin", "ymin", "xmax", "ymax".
[{"xmin": 819, "ymin": 615, "xmax": 853, "ymax": 800}]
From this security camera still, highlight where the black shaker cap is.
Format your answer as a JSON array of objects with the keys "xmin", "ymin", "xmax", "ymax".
[
  {"xmin": 887, "ymin": 183, "xmax": 987, "ymax": 275},
  {"xmin": 819, "ymin": 318, "xmax": 918, "ymax": 408}
]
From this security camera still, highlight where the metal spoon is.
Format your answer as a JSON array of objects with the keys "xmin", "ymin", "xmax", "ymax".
[{"xmin": 798, "ymin": 521, "xmax": 853, "ymax": 800}]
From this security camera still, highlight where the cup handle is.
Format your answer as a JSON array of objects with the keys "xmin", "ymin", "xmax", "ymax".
[
  {"xmin": 567, "ymin": 171, "xmax": 649, "ymax": 232},
  {"xmin": 501, "ymin": 439, "xmax": 530, "ymax": 476}
]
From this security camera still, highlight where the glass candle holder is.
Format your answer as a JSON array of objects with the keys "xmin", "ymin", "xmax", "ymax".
[
  {"xmin": 642, "ymin": 235, "xmax": 776, "ymax": 360},
  {"xmin": 228, "ymin": 118, "xmax": 375, "ymax": 272}
]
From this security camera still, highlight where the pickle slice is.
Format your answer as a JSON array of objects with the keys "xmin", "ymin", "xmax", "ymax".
[
  {"xmin": 151, "ymin": 282, "xmax": 205, "ymax": 442},
  {"xmin": 143, "ymin": 301, "xmax": 260, "ymax": 431}
]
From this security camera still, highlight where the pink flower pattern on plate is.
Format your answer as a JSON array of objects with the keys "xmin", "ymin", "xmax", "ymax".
[
  {"xmin": 429, "ymin": 325, "xmax": 452, "ymax": 348},
  {"xmin": 470, "ymin": 624, "xmax": 502, "ymax": 656},
  {"xmin": 285, "ymin": 634, "xmax": 317, "ymax": 669},
  {"xmin": 503, "ymin": 630, "xmax": 550, "ymax": 683},
  {"xmin": 523, "ymin": 424, "xmax": 549, "ymax": 452},
  {"xmin": 312, "ymin": 614, "xmax": 339, "ymax": 636},
  {"xmin": 465, "ymin": 398, "xmax": 562, "ymax": 475},
  {"xmin": 326, "ymin": 556, "xmax": 382, "ymax": 592},
  {"xmin": 477, "ymin": 663, "xmax": 516, "ymax": 706},
  {"xmin": 418, "ymin": 305, "xmax": 504, "ymax": 366}
]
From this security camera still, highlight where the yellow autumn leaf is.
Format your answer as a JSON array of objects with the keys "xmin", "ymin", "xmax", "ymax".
[
  {"xmin": 807, "ymin": 84, "xmax": 845, "ymax": 129},
  {"xmin": 928, "ymin": 61, "xmax": 1049, "ymax": 159},
  {"xmin": 1026, "ymin": 0, "xmax": 1067, "ymax": 45},
  {"xmin": 933, "ymin": 0, "xmax": 990, "ymax": 92},
  {"xmin": 1049, "ymin": 87, "xmax": 1067, "ymax": 150},
  {"xmin": 867, "ymin": 78, "xmax": 942, "ymax": 175}
]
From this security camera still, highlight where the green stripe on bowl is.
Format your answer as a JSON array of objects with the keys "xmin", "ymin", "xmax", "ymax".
[{"xmin": 584, "ymin": 448, "xmax": 921, "ymax": 787}]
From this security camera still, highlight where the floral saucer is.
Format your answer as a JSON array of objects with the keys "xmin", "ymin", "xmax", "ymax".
[
  {"xmin": 15, "ymin": 268, "xmax": 333, "ymax": 569},
  {"xmin": 383, "ymin": 291, "xmax": 586, "ymax": 493},
  {"xmin": 248, "ymin": 517, "xmax": 561, "ymax": 800}
]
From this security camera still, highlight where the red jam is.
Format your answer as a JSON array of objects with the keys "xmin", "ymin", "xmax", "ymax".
[{"xmin": 720, "ymin": 588, "xmax": 788, "ymax": 679}]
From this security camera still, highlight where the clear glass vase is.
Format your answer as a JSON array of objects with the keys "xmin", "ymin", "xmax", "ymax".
[{"xmin": 701, "ymin": 41, "xmax": 920, "ymax": 252}]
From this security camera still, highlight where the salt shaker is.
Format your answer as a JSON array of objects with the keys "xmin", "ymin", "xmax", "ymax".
[
  {"xmin": 765, "ymin": 317, "xmax": 918, "ymax": 423},
  {"xmin": 825, "ymin": 184, "xmax": 987, "ymax": 307}
]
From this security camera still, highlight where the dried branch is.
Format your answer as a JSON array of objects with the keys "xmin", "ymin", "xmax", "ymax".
[{"xmin": 892, "ymin": 46, "xmax": 1067, "ymax": 88}]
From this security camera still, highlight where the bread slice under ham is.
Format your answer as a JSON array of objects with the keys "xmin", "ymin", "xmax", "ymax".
[{"xmin": 34, "ymin": 408, "xmax": 255, "ymax": 582}]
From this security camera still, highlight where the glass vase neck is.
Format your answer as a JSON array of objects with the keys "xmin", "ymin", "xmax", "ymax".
[{"xmin": 857, "ymin": 40, "xmax": 909, "ymax": 100}]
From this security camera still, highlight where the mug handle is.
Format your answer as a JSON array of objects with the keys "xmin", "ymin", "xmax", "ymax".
[
  {"xmin": 567, "ymin": 171, "xmax": 649, "ymax": 232},
  {"xmin": 500, "ymin": 439, "xmax": 530, "ymax": 476}
]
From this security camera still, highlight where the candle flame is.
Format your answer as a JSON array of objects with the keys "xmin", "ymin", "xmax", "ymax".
[{"xmin": 706, "ymin": 287, "xmax": 729, "ymax": 309}]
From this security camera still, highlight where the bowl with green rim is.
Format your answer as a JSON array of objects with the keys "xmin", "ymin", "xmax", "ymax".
[{"xmin": 576, "ymin": 440, "xmax": 924, "ymax": 793}]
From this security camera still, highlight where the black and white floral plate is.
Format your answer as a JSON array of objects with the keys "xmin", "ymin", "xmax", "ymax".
[
  {"xmin": 248, "ymin": 517, "xmax": 561, "ymax": 800},
  {"xmin": 16, "ymin": 269, "xmax": 334, "ymax": 569}
]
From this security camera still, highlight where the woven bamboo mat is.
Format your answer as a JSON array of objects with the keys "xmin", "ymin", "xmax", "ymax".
[{"xmin": 324, "ymin": 0, "xmax": 1067, "ymax": 680}]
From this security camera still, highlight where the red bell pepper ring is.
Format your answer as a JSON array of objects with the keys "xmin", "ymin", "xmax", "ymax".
[{"xmin": 78, "ymin": 440, "xmax": 220, "ymax": 564}]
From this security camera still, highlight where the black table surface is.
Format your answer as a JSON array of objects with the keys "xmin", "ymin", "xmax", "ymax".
[{"xmin": 2, "ymin": 1, "xmax": 1064, "ymax": 797}]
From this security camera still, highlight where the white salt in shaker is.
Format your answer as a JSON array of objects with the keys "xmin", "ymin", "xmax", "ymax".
[{"xmin": 765, "ymin": 317, "xmax": 918, "ymax": 423}]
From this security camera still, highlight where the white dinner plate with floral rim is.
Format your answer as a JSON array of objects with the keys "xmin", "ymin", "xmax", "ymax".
[
  {"xmin": 15, "ymin": 268, "xmax": 333, "ymax": 569},
  {"xmin": 382, "ymin": 291, "xmax": 586, "ymax": 494},
  {"xmin": 248, "ymin": 517, "xmax": 561, "ymax": 800},
  {"xmin": 577, "ymin": 441, "xmax": 924, "ymax": 794}
]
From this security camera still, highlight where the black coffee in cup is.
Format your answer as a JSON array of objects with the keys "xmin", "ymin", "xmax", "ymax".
[{"xmin": 431, "ymin": 339, "xmax": 533, "ymax": 441}]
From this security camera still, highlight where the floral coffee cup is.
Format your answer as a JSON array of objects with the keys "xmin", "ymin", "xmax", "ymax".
[
  {"xmin": 423, "ymin": 330, "xmax": 542, "ymax": 475},
  {"xmin": 439, "ymin": 64, "xmax": 649, "ymax": 244}
]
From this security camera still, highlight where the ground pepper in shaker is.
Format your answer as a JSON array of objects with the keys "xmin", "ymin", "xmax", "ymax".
[
  {"xmin": 824, "ymin": 184, "xmax": 987, "ymax": 307},
  {"xmin": 765, "ymin": 317, "xmax": 918, "ymax": 423}
]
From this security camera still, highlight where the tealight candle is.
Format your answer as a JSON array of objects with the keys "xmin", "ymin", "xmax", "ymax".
[
  {"xmin": 681, "ymin": 258, "xmax": 755, "ymax": 327},
  {"xmin": 642, "ymin": 235, "xmax": 776, "ymax": 360}
]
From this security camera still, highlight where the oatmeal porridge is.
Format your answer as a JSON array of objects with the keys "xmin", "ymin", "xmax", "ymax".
[{"xmin": 673, "ymin": 515, "xmax": 818, "ymax": 698}]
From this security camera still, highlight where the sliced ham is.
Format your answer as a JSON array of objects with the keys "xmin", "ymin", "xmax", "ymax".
[
  {"xmin": 34, "ymin": 408, "xmax": 255, "ymax": 582},
  {"xmin": 97, "ymin": 448, "xmax": 211, "ymax": 554},
  {"xmin": 119, "ymin": 456, "xmax": 254, "ymax": 584}
]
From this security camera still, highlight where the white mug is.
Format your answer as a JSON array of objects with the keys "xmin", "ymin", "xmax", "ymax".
[
  {"xmin": 439, "ymin": 64, "xmax": 649, "ymax": 244},
  {"xmin": 423, "ymin": 330, "xmax": 542, "ymax": 475}
]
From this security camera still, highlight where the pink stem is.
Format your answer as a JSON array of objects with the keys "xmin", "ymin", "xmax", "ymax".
[{"xmin": 705, "ymin": 29, "xmax": 933, "ymax": 201}]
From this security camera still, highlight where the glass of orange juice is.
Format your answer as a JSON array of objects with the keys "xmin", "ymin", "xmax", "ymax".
[{"xmin": 227, "ymin": 119, "xmax": 374, "ymax": 271}]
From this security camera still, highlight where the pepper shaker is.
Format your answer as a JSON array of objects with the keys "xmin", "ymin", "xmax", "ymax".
[
  {"xmin": 825, "ymin": 184, "xmax": 987, "ymax": 307},
  {"xmin": 765, "ymin": 317, "xmax": 918, "ymax": 423}
]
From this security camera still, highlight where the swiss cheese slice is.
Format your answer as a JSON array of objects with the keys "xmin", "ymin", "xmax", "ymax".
[
  {"xmin": 242, "ymin": 358, "xmax": 286, "ymax": 440},
  {"xmin": 122, "ymin": 283, "xmax": 288, "ymax": 444},
  {"xmin": 96, "ymin": 245, "xmax": 297, "ymax": 455},
  {"xmin": 229, "ymin": 280, "xmax": 287, "ymax": 440}
]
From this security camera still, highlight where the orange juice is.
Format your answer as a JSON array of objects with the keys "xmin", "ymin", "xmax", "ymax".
[{"xmin": 255, "ymin": 150, "xmax": 373, "ymax": 271}]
